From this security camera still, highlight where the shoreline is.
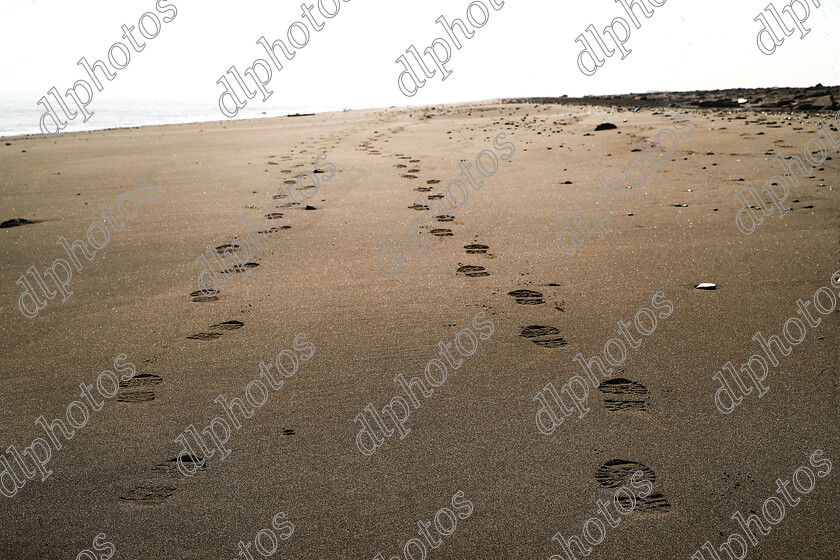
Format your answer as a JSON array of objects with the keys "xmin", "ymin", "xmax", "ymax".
[{"xmin": 5, "ymin": 84, "xmax": 838, "ymax": 142}]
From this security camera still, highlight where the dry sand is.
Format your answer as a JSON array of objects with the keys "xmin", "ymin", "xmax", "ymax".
[{"xmin": 0, "ymin": 92, "xmax": 838, "ymax": 559}]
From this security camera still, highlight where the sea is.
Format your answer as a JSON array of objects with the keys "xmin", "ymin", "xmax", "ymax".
[{"xmin": 0, "ymin": 99, "xmax": 344, "ymax": 139}]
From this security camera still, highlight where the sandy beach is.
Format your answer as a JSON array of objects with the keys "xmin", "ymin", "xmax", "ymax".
[{"xmin": 1, "ymin": 91, "xmax": 839, "ymax": 559}]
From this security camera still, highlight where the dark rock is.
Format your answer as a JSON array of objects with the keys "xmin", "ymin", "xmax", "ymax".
[{"xmin": 1, "ymin": 218, "xmax": 35, "ymax": 228}]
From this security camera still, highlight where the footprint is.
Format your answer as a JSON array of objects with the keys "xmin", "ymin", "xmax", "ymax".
[
  {"xmin": 229, "ymin": 263, "xmax": 259, "ymax": 273},
  {"xmin": 190, "ymin": 290, "xmax": 219, "ymax": 303},
  {"xmin": 118, "ymin": 484, "xmax": 177, "ymax": 504},
  {"xmin": 457, "ymin": 265, "xmax": 489, "ymax": 277},
  {"xmin": 409, "ymin": 203, "xmax": 430, "ymax": 211},
  {"xmin": 151, "ymin": 456, "xmax": 206, "ymax": 477},
  {"xmin": 520, "ymin": 325, "xmax": 559, "ymax": 338},
  {"xmin": 210, "ymin": 320, "xmax": 244, "ymax": 331},
  {"xmin": 394, "ymin": 164, "xmax": 407, "ymax": 168},
  {"xmin": 595, "ymin": 459, "xmax": 656, "ymax": 488},
  {"xmin": 120, "ymin": 373, "xmax": 163, "ymax": 389},
  {"xmin": 273, "ymin": 201, "xmax": 303, "ymax": 209},
  {"xmin": 598, "ymin": 378, "xmax": 649, "ymax": 412},
  {"xmin": 427, "ymin": 180, "xmax": 441, "ymax": 184},
  {"xmin": 408, "ymin": 169, "xmax": 421, "ymax": 173},
  {"xmin": 116, "ymin": 391, "xmax": 155, "ymax": 403},
  {"xmin": 428, "ymin": 194, "xmax": 444, "ymax": 200},
  {"xmin": 519, "ymin": 325, "xmax": 567, "ymax": 348},
  {"xmin": 465, "ymin": 244, "xmax": 488, "ymax": 254},
  {"xmin": 436, "ymin": 215, "xmax": 455, "ymax": 222},
  {"xmin": 431, "ymin": 229, "xmax": 453, "ymax": 237},
  {"xmin": 508, "ymin": 290, "xmax": 544, "ymax": 305},
  {"xmin": 117, "ymin": 373, "xmax": 161, "ymax": 402},
  {"xmin": 282, "ymin": 429, "xmax": 296, "ymax": 436},
  {"xmin": 416, "ymin": 186, "xmax": 433, "ymax": 192},
  {"xmin": 616, "ymin": 492, "xmax": 672, "ymax": 513},
  {"xmin": 120, "ymin": 453, "xmax": 206, "ymax": 503},
  {"xmin": 402, "ymin": 174, "xmax": 418, "ymax": 179},
  {"xmin": 215, "ymin": 244, "xmax": 235, "ymax": 254},
  {"xmin": 186, "ymin": 332, "xmax": 223, "ymax": 340}
]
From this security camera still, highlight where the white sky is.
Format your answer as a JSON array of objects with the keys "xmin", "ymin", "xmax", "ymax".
[{"xmin": 1, "ymin": 0, "xmax": 838, "ymax": 129}]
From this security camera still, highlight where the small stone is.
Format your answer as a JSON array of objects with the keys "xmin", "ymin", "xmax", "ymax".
[
  {"xmin": 695, "ymin": 283, "xmax": 717, "ymax": 290},
  {"xmin": 595, "ymin": 123, "xmax": 618, "ymax": 131},
  {"xmin": 0, "ymin": 218, "xmax": 35, "ymax": 228}
]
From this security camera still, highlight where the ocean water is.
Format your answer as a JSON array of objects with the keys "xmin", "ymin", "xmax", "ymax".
[{"xmin": 0, "ymin": 99, "xmax": 342, "ymax": 138}]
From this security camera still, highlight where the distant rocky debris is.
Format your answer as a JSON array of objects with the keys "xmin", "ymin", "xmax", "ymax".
[{"xmin": 504, "ymin": 84, "xmax": 839, "ymax": 113}]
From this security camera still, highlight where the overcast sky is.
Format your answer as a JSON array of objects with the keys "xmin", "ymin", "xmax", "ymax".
[{"xmin": 1, "ymin": 0, "xmax": 838, "ymax": 131}]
